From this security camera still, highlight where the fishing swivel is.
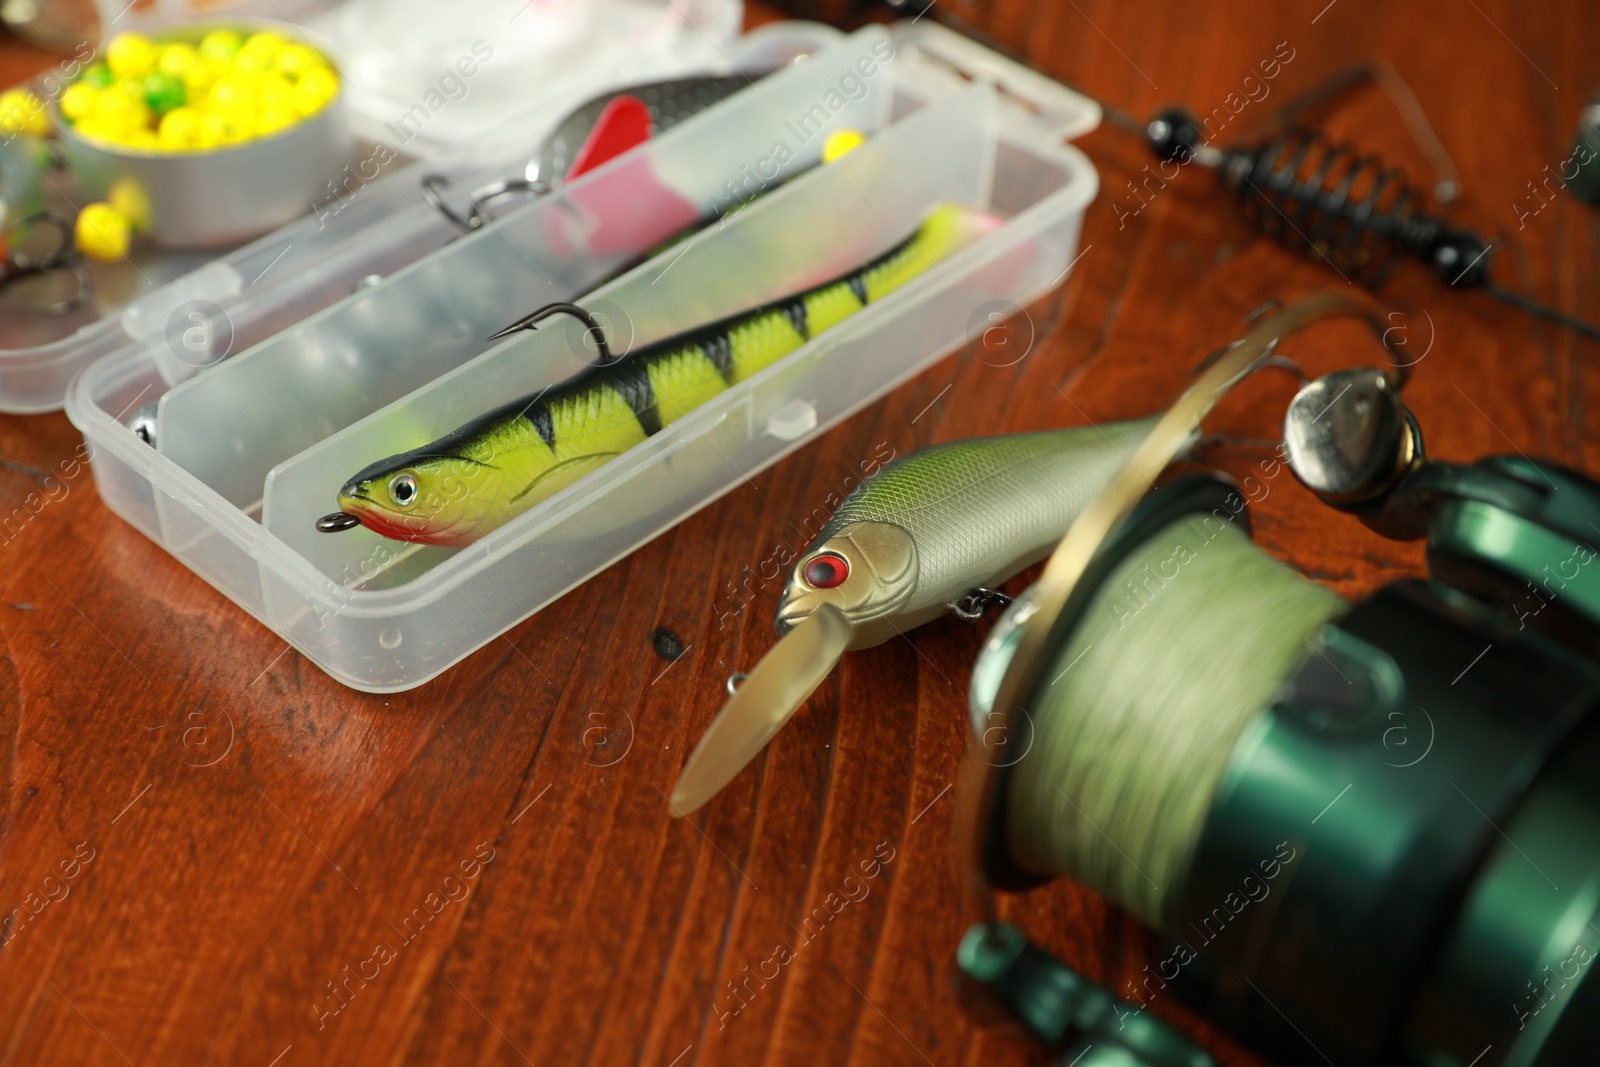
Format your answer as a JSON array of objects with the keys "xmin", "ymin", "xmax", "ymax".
[
  {"xmin": 418, "ymin": 173, "xmax": 550, "ymax": 234},
  {"xmin": 951, "ymin": 588, "xmax": 1014, "ymax": 620}
]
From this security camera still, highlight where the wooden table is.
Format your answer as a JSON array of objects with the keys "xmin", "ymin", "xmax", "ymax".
[{"xmin": 1, "ymin": 2, "xmax": 1595, "ymax": 1064}]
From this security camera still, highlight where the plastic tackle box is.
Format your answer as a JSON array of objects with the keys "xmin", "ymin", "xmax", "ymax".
[
  {"xmin": 65, "ymin": 21, "xmax": 1102, "ymax": 691},
  {"xmin": 0, "ymin": 0, "xmax": 750, "ymax": 412}
]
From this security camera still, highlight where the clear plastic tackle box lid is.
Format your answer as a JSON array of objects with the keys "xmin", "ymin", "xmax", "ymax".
[{"xmin": 0, "ymin": 0, "xmax": 749, "ymax": 412}]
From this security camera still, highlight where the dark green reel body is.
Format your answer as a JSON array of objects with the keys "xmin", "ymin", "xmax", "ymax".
[
  {"xmin": 1175, "ymin": 578, "xmax": 1600, "ymax": 1067},
  {"xmin": 961, "ymin": 463, "xmax": 1600, "ymax": 1067}
]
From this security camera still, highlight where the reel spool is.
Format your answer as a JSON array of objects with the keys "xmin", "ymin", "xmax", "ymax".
[{"xmin": 953, "ymin": 301, "xmax": 1600, "ymax": 1067}]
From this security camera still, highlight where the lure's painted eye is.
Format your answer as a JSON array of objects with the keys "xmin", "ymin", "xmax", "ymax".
[
  {"xmin": 390, "ymin": 474, "xmax": 418, "ymax": 507},
  {"xmin": 803, "ymin": 552, "xmax": 849, "ymax": 589}
]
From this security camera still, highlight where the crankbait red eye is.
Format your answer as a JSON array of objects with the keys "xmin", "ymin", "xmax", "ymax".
[{"xmin": 804, "ymin": 553, "xmax": 849, "ymax": 589}]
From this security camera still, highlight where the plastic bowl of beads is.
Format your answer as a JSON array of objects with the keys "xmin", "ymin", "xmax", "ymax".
[{"xmin": 53, "ymin": 22, "xmax": 352, "ymax": 251}]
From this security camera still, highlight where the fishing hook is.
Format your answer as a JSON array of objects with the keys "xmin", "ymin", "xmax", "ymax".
[{"xmin": 484, "ymin": 301, "xmax": 615, "ymax": 364}]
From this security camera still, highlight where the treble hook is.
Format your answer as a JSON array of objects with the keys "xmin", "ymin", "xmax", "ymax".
[{"xmin": 485, "ymin": 301, "xmax": 615, "ymax": 364}]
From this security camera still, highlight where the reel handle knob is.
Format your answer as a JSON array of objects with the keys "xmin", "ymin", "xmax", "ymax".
[{"xmin": 1284, "ymin": 367, "xmax": 1419, "ymax": 506}]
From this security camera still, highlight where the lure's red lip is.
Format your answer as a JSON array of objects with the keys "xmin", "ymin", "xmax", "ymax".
[{"xmin": 337, "ymin": 502, "xmax": 477, "ymax": 549}]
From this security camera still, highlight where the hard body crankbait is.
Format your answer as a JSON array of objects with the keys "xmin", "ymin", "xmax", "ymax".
[
  {"xmin": 320, "ymin": 202, "xmax": 999, "ymax": 547},
  {"xmin": 670, "ymin": 418, "xmax": 1163, "ymax": 814},
  {"xmin": 776, "ymin": 421, "xmax": 1162, "ymax": 647}
]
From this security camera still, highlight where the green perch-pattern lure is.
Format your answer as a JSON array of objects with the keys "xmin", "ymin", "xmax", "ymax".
[{"xmin": 323, "ymin": 202, "xmax": 999, "ymax": 547}]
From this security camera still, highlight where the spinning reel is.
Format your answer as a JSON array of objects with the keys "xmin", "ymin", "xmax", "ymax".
[{"xmin": 952, "ymin": 294, "xmax": 1600, "ymax": 1067}]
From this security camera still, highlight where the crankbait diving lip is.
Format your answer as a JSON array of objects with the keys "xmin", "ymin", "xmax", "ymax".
[{"xmin": 670, "ymin": 602, "xmax": 856, "ymax": 816}]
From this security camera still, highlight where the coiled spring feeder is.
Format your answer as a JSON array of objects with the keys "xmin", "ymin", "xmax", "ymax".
[
  {"xmin": 952, "ymin": 42, "xmax": 1600, "ymax": 344},
  {"xmin": 1134, "ymin": 98, "xmax": 1600, "ymax": 343},
  {"xmin": 952, "ymin": 293, "xmax": 1600, "ymax": 1066}
]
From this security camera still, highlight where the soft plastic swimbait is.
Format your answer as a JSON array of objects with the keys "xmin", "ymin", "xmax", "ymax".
[{"xmin": 319, "ymin": 202, "xmax": 999, "ymax": 547}]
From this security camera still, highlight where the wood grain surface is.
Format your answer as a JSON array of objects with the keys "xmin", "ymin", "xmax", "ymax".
[{"xmin": 1, "ymin": 1, "xmax": 1596, "ymax": 1064}]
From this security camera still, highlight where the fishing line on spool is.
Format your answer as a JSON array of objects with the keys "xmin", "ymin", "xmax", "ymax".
[
  {"xmin": 1002, "ymin": 512, "xmax": 1346, "ymax": 927},
  {"xmin": 955, "ymin": 290, "xmax": 1409, "ymax": 929}
]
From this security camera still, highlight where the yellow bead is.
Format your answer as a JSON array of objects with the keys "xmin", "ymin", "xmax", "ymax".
[
  {"xmin": 275, "ymin": 42, "xmax": 326, "ymax": 81},
  {"xmin": 236, "ymin": 31, "xmax": 287, "ymax": 72},
  {"xmin": 190, "ymin": 120, "xmax": 222, "ymax": 150},
  {"xmin": 243, "ymin": 31, "xmax": 288, "ymax": 55},
  {"xmin": 208, "ymin": 76, "xmax": 256, "ymax": 112},
  {"xmin": 109, "ymin": 178, "xmax": 150, "ymax": 230},
  {"xmin": 0, "ymin": 88, "xmax": 49, "ymax": 136},
  {"xmin": 59, "ymin": 82, "xmax": 99, "ymax": 122},
  {"xmin": 233, "ymin": 48, "xmax": 274, "ymax": 78},
  {"xmin": 106, "ymin": 33, "xmax": 158, "ymax": 79},
  {"xmin": 110, "ymin": 79, "xmax": 148, "ymax": 108},
  {"xmin": 72, "ymin": 118, "xmax": 109, "ymax": 144},
  {"xmin": 184, "ymin": 56, "xmax": 220, "ymax": 92},
  {"xmin": 75, "ymin": 203, "xmax": 131, "ymax": 262},
  {"xmin": 157, "ymin": 106, "xmax": 203, "ymax": 150},
  {"xmin": 89, "ymin": 87, "xmax": 149, "ymax": 136},
  {"xmin": 822, "ymin": 127, "xmax": 866, "ymax": 163},
  {"xmin": 199, "ymin": 108, "xmax": 252, "ymax": 146},
  {"xmin": 255, "ymin": 104, "xmax": 299, "ymax": 136},
  {"xmin": 158, "ymin": 42, "xmax": 199, "ymax": 78},
  {"xmin": 198, "ymin": 28, "xmax": 244, "ymax": 65},
  {"xmin": 123, "ymin": 127, "xmax": 159, "ymax": 152},
  {"xmin": 292, "ymin": 66, "xmax": 337, "ymax": 117},
  {"xmin": 255, "ymin": 75, "xmax": 295, "ymax": 113}
]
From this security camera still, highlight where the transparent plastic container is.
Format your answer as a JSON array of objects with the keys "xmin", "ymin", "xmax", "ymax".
[
  {"xmin": 0, "ymin": 0, "xmax": 749, "ymax": 412},
  {"xmin": 315, "ymin": 0, "xmax": 747, "ymax": 159},
  {"xmin": 66, "ymin": 21, "xmax": 1101, "ymax": 691}
]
